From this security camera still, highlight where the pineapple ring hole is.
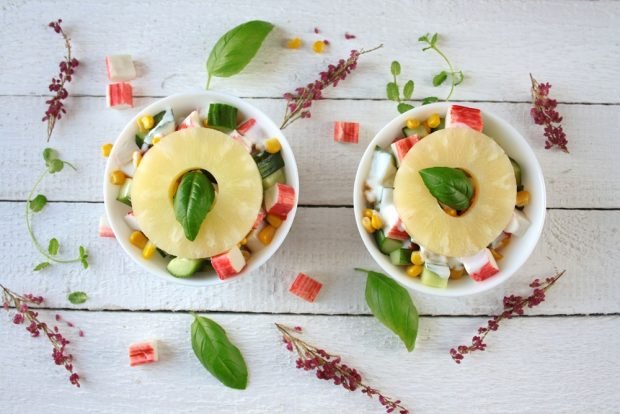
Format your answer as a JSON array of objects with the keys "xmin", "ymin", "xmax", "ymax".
[
  {"xmin": 168, "ymin": 168, "xmax": 220, "ymax": 202},
  {"xmin": 439, "ymin": 169, "xmax": 478, "ymax": 217}
]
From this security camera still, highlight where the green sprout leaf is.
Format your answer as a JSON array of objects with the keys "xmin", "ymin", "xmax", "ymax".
[
  {"xmin": 433, "ymin": 71, "xmax": 448, "ymax": 87},
  {"xmin": 47, "ymin": 159, "xmax": 64, "ymax": 174},
  {"xmin": 403, "ymin": 80, "xmax": 415, "ymax": 100},
  {"xmin": 68, "ymin": 291, "xmax": 88, "ymax": 305},
  {"xmin": 43, "ymin": 148, "xmax": 58, "ymax": 163},
  {"xmin": 33, "ymin": 262, "xmax": 50, "ymax": 271},
  {"xmin": 397, "ymin": 103, "xmax": 414, "ymax": 114},
  {"xmin": 48, "ymin": 238, "xmax": 59, "ymax": 256},
  {"xmin": 29, "ymin": 194, "xmax": 48, "ymax": 212},
  {"xmin": 390, "ymin": 61, "xmax": 401, "ymax": 76},
  {"xmin": 386, "ymin": 82, "xmax": 400, "ymax": 102},
  {"xmin": 421, "ymin": 96, "xmax": 439, "ymax": 105}
]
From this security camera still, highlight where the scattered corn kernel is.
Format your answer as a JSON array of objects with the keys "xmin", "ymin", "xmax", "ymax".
[
  {"xmin": 490, "ymin": 248, "xmax": 503, "ymax": 261},
  {"xmin": 258, "ymin": 225, "xmax": 276, "ymax": 245},
  {"xmin": 361, "ymin": 216, "xmax": 375, "ymax": 233},
  {"xmin": 406, "ymin": 265, "xmax": 423, "ymax": 278},
  {"xmin": 101, "ymin": 143, "xmax": 113, "ymax": 157},
  {"xmin": 287, "ymin": 37, "xmax": 303, "ymax": 49},
  {"xmin": 442, "ymin": 205, "xmax": 458, "ymax": 217},
  {"xmin": 152, "ymin": 136, "xmax": 161, "ymax": 145},
  {"xmin": 406, "ymin": 118, "xmax": 420, "ymax": 129},
  {"xmin": 264, "ymin": 138, "xmax": 281, "ymax": 154},
  {"xmin": 411, "ymin": 251, "xmax": 424, "ymax": 266},
  {"xmin": 129, "ymin": 231, "xmax": 148, "ymax": 249},
  {"xmin": 426, "ymin": 113, "xmax": 441, "ymax": 129},
  {"xmin": 267, "ymin": 214, "xmax": 283, "ymax": 228},
  {"xmin": 241, "ymin": 249, "xmax": 251, "ymax": 261},
  {"xmin": 138, "ymin": 115, "xmax": 155, "ymax": 131},
  {"xmin": 110, "ymin": 170, "xmax": 126, "ymax": 185},
  {"xmin": 370, "ymin": 212, "xmax": 383, "ymax": 230},
  {"xmin": 142, "ymin": 241, "xmax": 157, "ymax": 259},
  {"xmin": 312, "ymin": 40, "xmax": 326, "ymax": 53},
  {"xmin": 516, "ymin": 190, "xmax": 531, "ymax": 207},
  {"xmin": 450, "ymin": 267, "xmax": 465, "ymax": 279},
  {"xmin": 132, "ymin": 151, "xmax": 142, "ymax": 168},
  {"xmin": 363, "ymin": 208, "xmax": 374, "ymax": 218}
]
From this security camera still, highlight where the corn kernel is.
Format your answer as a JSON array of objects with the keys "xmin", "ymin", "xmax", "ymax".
[
  {"xmin": 406, "ymin": 265, "xmax": 423, "ymax": 278},
  {"xmin": 361, "ymin": 216, "xmax": 375, "ymax": 233},
  {"xmin": 516, "ymin": 190, "xmax": 530, "ymax": 207},
  {"xmin": 264, "ymin": 138, "xmax": 281, "ymax": 154},
  {"xmin": 363, "ymin": 208, "xmax": 374, "ymax": 218},
  {"xmin": 129, "ymin": 231, "xmax": 148, "ymax": 249},
  {"xmin": 442, "ymin": 205, "xmax": 458, "ymax": 217},
  {"xmin": 490, "ymin": 248, "xmax": 503, "ymax": 261},
  {"xmin": 406, "ymin": 118, "xmax": 420, "ymax": 129},
  {"xmin": 101, "ymin": 143, "xmax": 113, "ymax": 157},
  {"xmin": 267, "ymin": 214, "xmax": 283, "ymax": 228},
  {"xmin": 142, "ymin": 241, "xmax": 157, "ymax": 259},
  {"xmin": 411, "ymin": 251, "xmax": 424, "ymax": 266},
  {"xmin": 370, "ymin": 212, "xmax": 383, "ymax": 230},
  {"xmin": 241, "ymin": 249, "xmax": 251, "ymax": 261},
  {"xmin": 152, "ymin": 136, "xmax": 161, "ymax": 145},
  {"xmin": 450, "ymin": 267, "xmax": 465, "ymax": 279},
  {"xmin": 312, "ymin": 40, "xmax": 326, "ymax": 53},
  {"xmin": 258, "ymin": 225, "xmax": 276, "ymax": 245},
  {"xmin": 426, "ymin": 113, "xmax": 441, "ymax": 129},
  {"xmin": 496, "ymin": 235, "xmax": 512, "ymax": 251},
  {"xmin": 138, "ymin": 115, "xmax": 155, "ymax": 131},
  {"xmin": 286, "ymin": 37, "xmax": 303, "ymax": 49},
  {"xmin": 132, "ymin": 151, "xmax": 142, "ymax": 168},
  {"xmin": 202, "ymin": 119, "xmax": 209, "ymax": 127},
  {"xmin": 110, "ymin": 170, "xmax": 126, "ymax": 185}
]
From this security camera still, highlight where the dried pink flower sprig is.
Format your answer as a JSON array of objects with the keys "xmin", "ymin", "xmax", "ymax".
[
  {"xmin": 43, "ymin": 19, "xmax": 80, "ymax": 141},
  {"xmin": 530, "ymin": 74, "xmax": 568, "ymax": 153},
  {"xmin": 1, "ymin": 284, "xmax": 81, "ymax": 387},
  {"xmin": 280, "ymin": 44, "xmax": 382, "ymax": 130},
  {"xmin": 450, "ymin": 270, "xmax": 566, "ymax": 364},
  {"xmin": 276, "ymin": 323, "xmax": 409, "ymax": 414}
]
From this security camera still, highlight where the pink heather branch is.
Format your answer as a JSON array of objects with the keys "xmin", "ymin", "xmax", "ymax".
[
  {"xmin": 1, "ymin": 284, "xmax": 81, "ymax": 387},
  {"xmin": 280, "ymin": 44, "xmax": 382, "ymax": 130},
  {"xmin": 42, "ymin": 19, "xmax": 80, "ymax": 141},
  {"xmin": 529, "ymin": 74, "xmax": 568, "ymax": 153},
  {"xmin": 276, "ymin": 323, "xmax": 409, "ymax": 414},
  {"xmin": 450, "ymin": 270, "xmax": 566, "ymax": 364}
]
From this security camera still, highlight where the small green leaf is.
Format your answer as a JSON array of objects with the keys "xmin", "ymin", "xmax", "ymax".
[
  {"xmin": 135, "ymin": 133, "xmax": 144, "ymax": 148},
  {"xmin": 453, "ymin": 71, "xmax": 465, "ymax": 86},
  {"xmin": 43, "ymin": 148, "xmax": 58, "ymax": 162},
  {"xmin": 47, "ymin": 159, "xmax": 64, "ymax": 173},
  {"xmin": 48, "ymin": 238, "xmax": 59, "ymax": 256},
  {"xmin": 34, "ymin": 262, "xmax": 50, "ymax": 271},
  {"xmin": 386, "ymin": 82, "xmax": 399, "ymax": 102},
  {"xmin": 433, "ymin": 71, "xmax": 448, "ymax": 87},
  {"xmin": 191, "ymin": 315, "xmax": 248, "ymax": 389},
  {"xmin": 418, "ymin": 33, "xmax": 430, "ymax": 43},
  {"xmin": 152, "ymin": 110, "xmax": 166, "ymax": 127},
  {"xmin": 357, "ymin": 269, "xmax": 419, "ymax": 352},
  {"xmin": 421, "ymin": 96, "xmax": 439, "ymax": 105},
  {"xmin": 68, "ymin": 291, "xmax": 88, "ymax": 305},
  {"xmin": 419, "ymin": 167, "xmax": 474, "ymax": 211},
  {"xmin": 29, "ymin": 194, "xmax": 48, "ymax": 212},
  {"xmin": 397, "ymin": 103, "xmax": 414, "ymax": 114},
  {"xmin": 80, "ymin": 258, "xmax": 89, "ymax": 269},
  {"xmin": 174, "ymin": 171, "xmax": 215, "ymax": 241},
  {"xmin": 431, "ymin": 33, "xmax": 438, "ymax": 46},
  {"xmin": 390, "ymin": 61, "xmax": 401, "ymax": 76},
  {"xmin": 403, "ymin": 80, "xmax": 414, "ymax": 100}
]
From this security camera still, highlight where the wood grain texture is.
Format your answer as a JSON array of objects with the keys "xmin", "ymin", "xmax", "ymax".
[
  {"xmin": 0, "ymin": 311, "xmax": 618, "ymax": 414},
  {"xmin": 2, "ymin": 97, "xmax": 618, "ymax": 208},
  {"xmin": 0, "ymin": 0, "xmax": 618, "ymax": 102},
  {"xmin": 2, "ymin": 202, "xmax": 618, "ymax": 314}
]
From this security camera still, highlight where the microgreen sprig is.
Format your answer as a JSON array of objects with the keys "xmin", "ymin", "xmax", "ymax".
[
  {"xmin": 27, "ymin": 148, "xmax": 89, "ymax": 271},
  {"xmin": 386, "ymin": 61, "xmax": 415, "ymax": 114},
  {"xmin": 419, "ymin": 33, "xmax": 464, "ymax": 102}
]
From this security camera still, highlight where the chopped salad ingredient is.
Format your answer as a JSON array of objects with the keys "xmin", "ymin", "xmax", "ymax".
[
  {"xmin": 105, "ymin": 54, "xmax": 136, "ymax": 82},
  {"xmin": 289, "ymin": 273, "xmax": 323, "ymax": 302}
]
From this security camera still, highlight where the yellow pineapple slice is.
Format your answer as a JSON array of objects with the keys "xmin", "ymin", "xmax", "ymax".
[
  {"xmin": 131, "ymin": 128, "xmax": 262, "ymax": 259},
  {"xmin": 394, "ymin": 128, "xmax": 516, "ymax": 257}
]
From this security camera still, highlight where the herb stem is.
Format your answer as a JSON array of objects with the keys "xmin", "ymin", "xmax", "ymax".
[{"xmin": 430, "ymin": 45, "xmax": 456, "ymax": 101}]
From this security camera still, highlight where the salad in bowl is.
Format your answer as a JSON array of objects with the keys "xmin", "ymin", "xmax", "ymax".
[
  {"xmin": 103, "ymin": 92, "xmax": 299, "ymax": 285},
  {"xmin": 354, "ymin": 103, "xmax": 545, "ymax": 296}
]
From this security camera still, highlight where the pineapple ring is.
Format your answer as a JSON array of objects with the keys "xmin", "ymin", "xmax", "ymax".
[
  {"xmin": 394, "ymin": 128, "xmax": 516, "ymax": 257},
  {"xmin": 131, "ymin": 128, "xmax": 263, "ymax": 259}
]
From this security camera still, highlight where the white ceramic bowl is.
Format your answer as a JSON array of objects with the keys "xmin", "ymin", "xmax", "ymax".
[
  {"xmin": 354, "ymin": 103, "xmax": 546, "ymax": 296},
  {"xmin": 104, "ymin": 91, "xmax": 299, "ymax": 286}
]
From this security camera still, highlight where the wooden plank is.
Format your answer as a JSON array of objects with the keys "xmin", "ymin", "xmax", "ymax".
[
  {"xmin": 2, "ymin": 202, "xmax": 618, "ymax": 314},
  {"xmin": 0, "ymin": 311, "xmax": 617, "ymax": 413},
  {"xmin": 2, "ymin": 97, "xmax": 618, "ymax": 208},
  {"xmin": 0, "ymin": 1, "xmax": 619, "ymax": 102}
]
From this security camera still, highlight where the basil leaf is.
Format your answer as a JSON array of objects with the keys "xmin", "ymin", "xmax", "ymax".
[
  {"xmin": 173, "ymin": 171, "xmax": 215, "ymax": 241},
  {"xmin": 419, "ymin": 167, "xmax": 474, "ymax": 210},
  {"xmin": 29, "ymin": 194, "xmax": 47, "ymax": 212},
  {"xmin": 433, "ymin": 71, "xmax": 448, "ymax": 87},
  {"xmin": 206, "ymin": 20, "xmax": 274, "ymax": 87},
  {"xmin": 191, "ymin": 315, "xmax": 248, "ymax": 389},
  {"xmin": 47, "ymin": 159, "xmax": 64, "ymax": 174},
  {"xmin": 421, "ymin": 96, "xmax": 439, "ymax": 105},
  {"xmin": 357, "ymin": 269, "xmax": 419, "ymax": 352},
  {"xmin": 34, "ymin": 262, "xmax": 50, "ymax": 271},
  {"xmin": 386, "ymin": 82, "xmax": 399, "ymax": 102},
  {"xmin": 68, "ymin": 291, "xmax": 88, "ymax": 305},
  {"xmin": 390, "ymin": 61, "xmax": 401, "ymax": 76},
  {"xmin": 397, "ymin": 103, "xmax": 414, "ymax": 114},
  {"xmin": 403, "ymin": 80, "xmax": 414, "ymax": 100},
  {"xmin": 48, "ymin": 238, "xmax": 59, "ymax": 256}
]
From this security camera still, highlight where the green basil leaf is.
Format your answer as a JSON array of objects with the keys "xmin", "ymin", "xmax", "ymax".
[
  {"xmin": 421, "ymin": 96, "xmax": 439, "ymax": 105},
  {"xmin": 173, "ymin": 171, "xmax": 215, "ymax": 241},
  {"xmin": 358, "ymin": 269, "xmax": 418, "ymax": 352},
  {"xmin": 419, "ymin": 167, "xmax": 474, "ymax": 210},
  {"xmin": 386, "ymin": 82, "xmax": 399, "ymax": 102},
  {"xmin": 433, "ymin": 71, "xmax": 448, "ymax": 87},
  {"xmin": 397, "ymin": 103, "xmax": 414, "ymax": 114},
  {"xmin": 48, "ymin": 238, "xmax": 59, "ymax": 256},
  {"xmin": 206, "ymin": 20, "xmax": 274, "ymax": 87},
  {"xmin": 191, "ymin": 315, "xmax": 248, "ymax": 389},
  {"xmin": 33, "ymin": 262, "xmax": 50, "ymax": 271},
  {"xmin": 403, "ymin": 80, "xmax": 414, "ymax": 100},
  {"xmin": 390, "ymin": 61, "xmax": 401, "ymax": 76},
  {"xmin": 68, "ymin": 291, "xmax": 88, "ymax": 305},
  {"xmin": 43, "ymin": 148, "xmax": 58, "ymax": 162},
  {"xmin": 29, "ymin": 194, "xmax": 48, "ymax": 212},
  {"xmin": 47, "ymin": 159, "xmax": 64, "ymax": 174}
]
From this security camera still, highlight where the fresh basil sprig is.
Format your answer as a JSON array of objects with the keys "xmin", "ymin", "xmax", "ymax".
[
  {"xmin": 206, "ymin": 20, "xmax": 274, "ymax": 89},
  {"xmin": 356, "ymin": 268, "xmax": 419, "ymax": 352},
  {"xmin": 386, "ymin": 60, "xmax": 415, "ymax": 114},
  {"xmin": 191, "ymin": 315, "xmax": 248, "ymax": 390},
  {"xmin": 173, "ymin": 171, "xmax": 215, "ymax": 241},
  {"xmin": 419, "ymin": 167, "xmax": 474, "ymax": 211}
]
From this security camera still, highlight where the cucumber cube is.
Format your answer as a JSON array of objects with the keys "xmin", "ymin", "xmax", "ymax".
[
  {"xmin": 116, "ymin": 178, "xmax": 133, "ymax": 206},
  {"xmin": 510, "ymin": 158, "xmax": 522, "ymax": 187},
  {"xmin": 374, "ymin": 230, "xmax": 403, "ymax": 255},
  {"xmin": 262, "ymin": 168, "xmax": 286, "ymax": 189},
  {"xmin": 421, "ymin": 267, "xmax": 449, "ymax": 289},
  {"xmin": 390, "ymin": 248, "xmax": 413, "ymax": 266}
]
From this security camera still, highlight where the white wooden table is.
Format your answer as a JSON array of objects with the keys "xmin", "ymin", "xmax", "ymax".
[{"xmin": 1, "ymin": 1, "xmax": 619, "ymax": 412}]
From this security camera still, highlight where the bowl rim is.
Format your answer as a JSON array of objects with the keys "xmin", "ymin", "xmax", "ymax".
[
  {"xmin": 103, "ymin": 91, "xmax": 299, "ymax": 286},
  {"xmin": 353, "ymin": 102, "xmax": 546, "ymax": 297}
]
